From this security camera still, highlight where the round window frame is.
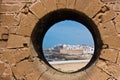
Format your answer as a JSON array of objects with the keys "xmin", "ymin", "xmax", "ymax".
[{"xmin": 31, "ymin": 9, "xmax": 102, "ymax": 74}]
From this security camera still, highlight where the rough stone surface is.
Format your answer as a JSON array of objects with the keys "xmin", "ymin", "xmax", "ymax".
[
  {"xmin": 56, "ymin": 0, "xmax": 67, "ymax": 9},
  {"xmin": 0, "ymin": 27, "xmax": 8, "ymax": 40},
  {"xmin": 114, "ymin": 15, "xmax": 120, "ymax": 34},
  {"xmin": 100, "ymin": 49, "xmax": 119, "ymax": 63},
  {"xmin": 101, "ymin": 10, "xmax": 117, "ymax": 22},
  {"xmin": 98, "ymin": 21, "xmax": 117, "ymax": 37},
  {"xmin": 86, "ymin": 65, "xmax": 110, "ymax": 80},
  {"xmin": 75, "ymin": 0, "xmax": 91, "ymax": 12},
  {"xmin": 84, "ymin": 0, "xmax": 104, "ymax": 18},
  {"xmin": 0, "ymin": 63, "xmax": 5, "ymax": 76},
  {"xmin": 102, "ymin": 35, "xmax": 120, "ymax": 49},
  {"xmin": 0, "ymin": 4, "xmax": 24, "ymax": 13},
  {"xmin": 117, "ymin": 52, "xmax": 120, "ymax": 65},
  {"xmin": 66, "ymin": 0, "xmax": 76, "ymax": 9},
  {"xmin": 40, "ymin": 0, "xmax": 57, "ymax": 12},
  {"xmin": 0, "ymin": 14, "xmax": 19, "ymax": 26},
  {"xmin": 0, "ymin": 0, "xmax": 120, "ymax": 80},
  {"xmin": 29, "ymin": 2, "xmax": 47, "ymax": 18},
  {"xmin": 7, "ymin": 34, "xmax": 28, "ymax": 48},
  {"xmin": 16, "ymin": 13, "xmax": 38, "ymax": 36},
  {"xmin": 12, "ymin": 60, "xmax": 40, "ymax": 79}
]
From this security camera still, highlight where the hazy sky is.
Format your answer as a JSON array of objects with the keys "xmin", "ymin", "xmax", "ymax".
[{"xmin": 43, "ymin": 20, "xmax": 94, "ymax": 49}]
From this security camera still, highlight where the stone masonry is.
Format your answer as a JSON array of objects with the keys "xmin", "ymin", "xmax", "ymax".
[{"xmin": 0, "ymin": 0, "xmax": 120, "ymax": 80}]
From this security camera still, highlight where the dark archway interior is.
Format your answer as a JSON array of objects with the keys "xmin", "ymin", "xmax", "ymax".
[{"xmin": 31, "ymin": 9, "xmax": 103, "ymax": 73}]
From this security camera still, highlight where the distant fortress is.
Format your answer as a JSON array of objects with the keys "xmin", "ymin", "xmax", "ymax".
[
  {"xmin": 44, "ymin": 44, "xmax": 94, "ymax": 54},
  {"xmin": 43, "ymin": 44, "xmax": 94, "ymax": 61}
]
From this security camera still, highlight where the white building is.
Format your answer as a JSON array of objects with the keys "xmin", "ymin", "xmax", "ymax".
[{"xmin": 53, "ymin": 44, "xmax": 94, "ymax": 54}]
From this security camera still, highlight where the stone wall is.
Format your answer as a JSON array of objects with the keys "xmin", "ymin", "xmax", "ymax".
[{"xmin": 0, "ymin": 0, "xmax": 120, "ymax": 80}]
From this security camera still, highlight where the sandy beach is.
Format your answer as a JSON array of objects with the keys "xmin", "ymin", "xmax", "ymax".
[{"xmin": 49, "ymin": 60, "xmax": 89, "ymax": 72}]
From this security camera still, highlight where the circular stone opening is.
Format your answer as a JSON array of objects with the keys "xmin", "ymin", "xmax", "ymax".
[
  {"xmin": 42, "ymin": 20, "xmax": 95, "ymax": 73},
  {"xmin": 31, "ymin": 9, "xmax": 102, "ymax": 74}
]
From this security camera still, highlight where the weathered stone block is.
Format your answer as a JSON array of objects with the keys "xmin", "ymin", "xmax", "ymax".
[
  {"xmin": 75, "ymin": 0, "xmax": 91, "ymax": 12},
  {"xmin": 16, "ymin": 13, "xmax": 38, "ymax": 36},
  {"xmin": 56, "ymin": 0, "xmax": 67, "ymax": 9},
  {"xmin": 39, "ymin": 69, "xmax": 56, "ymax": 80},
  {"xmin": 101, "ymin": 0, "xmax": 117, "ymax": 3},
  {"xmin": 0, "ymin": 14, "xmax": 19, "ymax": 26},
  {"xmin": 8, "ymin": 26, "xmax": 18, "ymax": 34},
  {"xmin": 12, "ymin": 60, "xmax": 40, "ymax": 80},
  {"xmin": 0, "ymin": 27, "xmax": 8, "ymax": 40},
  {"xmin": 86, "ymin": 65, "xmax": 110, "ymax": 80},
  {"xmin": 102, "ymin": 35, "xmax": 120, "ymax": 49},
  {"xmin": 102, "ymin": 10, "xmax": 117, "ymax": 22},
  {"xmin": 67, "ymin": 0, "xmax": 76, "ymax": 9},
  {"xmin": 0, "ymin": 63, "xmax": 5, "ymax": 76},
  {"xmin": 29, "ymin": 2, "xmax": 47, "ymax": 19},
  {"xmin": 113, "ymin": 3, "xmax": 120, "ymax": 12},
  {"xmin": 1, "ymin": 34, "xmax": 9, "ymax": 41},
  {"xmin": 0, "ymin": 75, "xmax": 12, "ymax": 80},
  {"xmin": 2, "ymin": 0, "xmax": 35, "ymax": 3},
  {"xmin": 7, "ymin": 34, "xmax": 25, "ymax": 48},
  {"xmin": 100, "ymin": 49, "xmax": 119, "ymax": 63},
  {"xmin": 104, "ymin": 63, "xmax": 120, "ymax": 79},
  {"xmin": 24, "ymin": 69, "xmax": 40, "ymax": 80},
  {"xmin": 114, "ymin": 15, "xmax": 120, "ymax": 34},
  {"xmin": 93, "ymin": 13, "xmax": 103, "ymax": 25},
  {"xmin": 0, "ymin": 41, "xmax": 7, "ymax": 48},
  {"xmin": 3, "ymin": 49, "xmax": 17, "ymax": 65},
  {"xmin": 96, "ymin": 59, "xmax": 107, "ymax": 69},
  {"xmin": 14, "ymin": 48, "xmax": 30, "ymax": 63},
  {"xmin": 117, "ymin": 52, "xmax": 120, "ymax": 65},
  {"xmin": 3, "ymin": 48, "xmax": 30, "ymax": 65},
  {"xmin": 98, "ymin": 21, "xmax": 116, "ymax": 37},
  {"xmin": 40, "ymin": 0, "xmax": 57, "ymax": 12},
  {"xmin": 0, "ymin": 4, "xmax": 24, "ymax": 13},
  {"xmin": 84, "ymin": 0, "xmax": 104, "ymax": 18}
]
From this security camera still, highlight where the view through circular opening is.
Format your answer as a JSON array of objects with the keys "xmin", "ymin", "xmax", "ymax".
[{"xmin": 42, "ymin": 20, "xmax": 95, "ymax": 73}]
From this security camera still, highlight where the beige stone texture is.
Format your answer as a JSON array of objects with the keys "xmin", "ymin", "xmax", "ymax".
[
  {"xmin": 40, "ymin": 0, "xmax": 57, "ymax": 12},
  {"xmin": 113, "ymin": 3, "xmax": 120, "ymax": 12},
  {"xmin": 86, "ymin": 65, "xmax": 110, "ymax": 80},
  {"xmin": 102, "ymin": 10, "xmax": 117, "ymax": 22},
  {"xmin": 29, "ymin": 2, "xmax": 47, "ymax": 19},
  {"xmin": 66, "ymin": 0, "xmax": 76, "ymax": 9},
  {"xmin": 2, "ymin": 0, "xmax": 36, "ymax": 3},
  {"xmin": 104, "ymin": 63, "xmax": 120, "ymax": 79},
  {"xmin": 84, "ymin": 0, "xmax": 104, "ymax": 18},
  {"xmin": 0, "ymin": 63, "xmax": 5, "ymax": 76},
  {"xmin": 0, "ymin": 14, "xmax": 19, "ymax": 26},
  {"xmin": 39, "ymin": 69, "xmax": 56, "ymax": 80},
  {"xmin": 7, "ymin": 34, "xmax": 26, "ymax": 48},
  {"xmin": 12, "ymin": 60, "xmax": 40, "ymax": 80},
  {"xmin": 8, "ymin": 26, "xmax": 18, "ymax": 34},
  {"xmin": 3, "ymin": 48, "xmax": 30, "ymax": 65},
  {"xmin": 117, "ymin": 52, "xmax": 120, "ymax": 65},
  {"xmin": 114, "ymin": 15, "xmax": 120, "ymax": 34},
  {"xmin": 98, "ymin": 21, "xmax": 117, "ymax": 38},
  {"xmin": 75, "ymin": 0, "xmax": 91, "ymax": 12},
  {"xmin": 102, "ymin": 35, "xmax": 120, "ymax": 49},
  {"xmin": 0, "ymin": 27, "xmax": 8, "ymax": 40},
  {"xmin": 100, "ymin": 49, "xmax": 119, "ymax": 62},
  {"xmin": 101, "ymin": 0, "xmax": 117, "ymax": 3},
  {"xmin": 16, "ymin": 13, "xmax": 38, "ymax": 36},
  {"xmin": 0, "ymin": 4, "xmax": 24, "ymax": 13},
  {"xmin": 56, "ymin": 0, "xmax": 67, "ymax": 9},
  {"xmin": 0, "ymin": 41, "xmax": 7, "ymax": 48},
  {"xmin": 96, "ymin": 59, "xmax": 107, "ymax": 68}
]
